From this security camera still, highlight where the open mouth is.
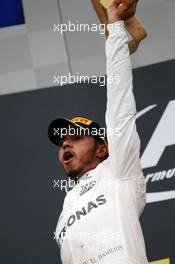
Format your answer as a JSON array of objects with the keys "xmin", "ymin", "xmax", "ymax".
[{"xmin": 63, "ymin": 151, "xmax": 75, "ymax": 164}]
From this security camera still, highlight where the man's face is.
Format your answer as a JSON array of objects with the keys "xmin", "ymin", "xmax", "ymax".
[{"xmin": 58, "ymin": 135, "xmax": 101, "ymax": 179}]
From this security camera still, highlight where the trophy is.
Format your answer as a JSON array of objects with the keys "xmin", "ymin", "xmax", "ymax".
[{"xmin": 91, "ymin": 0, "xmax": 147, "ymax": 54}]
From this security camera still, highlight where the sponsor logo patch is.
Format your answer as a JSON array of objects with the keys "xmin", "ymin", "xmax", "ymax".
[
  {"xmin": 58, "ymin": 194, "xmax": 107, "ymax": 245},
  {"xmin": 79, "ymin": 180, "xmax": 96, "ymax": 196}
]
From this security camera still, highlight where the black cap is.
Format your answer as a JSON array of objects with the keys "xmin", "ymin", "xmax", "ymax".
[{"xmin": 48, "ymin": 116, "xmax": 107, "ymax": 146}]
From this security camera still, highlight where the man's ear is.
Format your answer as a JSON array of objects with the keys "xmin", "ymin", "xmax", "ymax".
[{"xmin": 96, "ymin": 143, "xmax": 108, "ymax": 159}]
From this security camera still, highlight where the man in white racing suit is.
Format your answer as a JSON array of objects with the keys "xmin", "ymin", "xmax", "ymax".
[{"xmin": 48, "ymin": 1, "xmax": 148, "ymax": 263}]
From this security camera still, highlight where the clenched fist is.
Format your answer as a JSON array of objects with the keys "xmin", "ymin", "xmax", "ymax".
[{"xmin": 107, "ymin": 0, "xmax": 138, "ymax": 23}]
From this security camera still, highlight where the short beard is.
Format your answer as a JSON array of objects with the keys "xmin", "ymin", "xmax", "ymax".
[
  {"xmin": 64, "ymin": 139, "xmax": 98, "ymax": 180},
  {"xmin": 66, "ymin": 169, "xmax": 83, "ymax": 180}
]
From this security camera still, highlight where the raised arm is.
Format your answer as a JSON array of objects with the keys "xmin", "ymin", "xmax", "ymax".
[{"xmin": 105, "ymin": 1, "xmax": 142, "ymax": 180}]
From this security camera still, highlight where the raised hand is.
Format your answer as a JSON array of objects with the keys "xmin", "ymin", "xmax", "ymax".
[{"xmin": 107, "ymin": 0, "xmax": 137, "ymax": 23}]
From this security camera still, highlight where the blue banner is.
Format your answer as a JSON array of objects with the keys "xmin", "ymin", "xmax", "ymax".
[{"xmin": 0, "ymin": 0, "xmax": 25, "ymax": 28}]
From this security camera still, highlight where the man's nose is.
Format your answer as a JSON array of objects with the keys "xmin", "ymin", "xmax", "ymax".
[{"xmin": 62, "ymin": 139, "xmax": 72, "ymax": 149}]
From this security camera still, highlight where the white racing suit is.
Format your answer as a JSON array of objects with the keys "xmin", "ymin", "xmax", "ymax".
[{"xmin": 55, "ymin": 21, "xmax": 148, "ymax": 264}]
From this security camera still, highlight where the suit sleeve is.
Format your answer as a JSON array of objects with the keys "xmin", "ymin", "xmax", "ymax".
[
  {"xmin": 105, "ymin": 21, "xmax": 146, "ymax": 215},
  {"xmin": 105, "ymin": 21, "xmax": 142, "ymax": 181}
]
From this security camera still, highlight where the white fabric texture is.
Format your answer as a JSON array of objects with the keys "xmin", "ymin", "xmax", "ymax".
[{"xmin": 55, "ymin": 21, "xmax": 148, "ymax": 264}]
